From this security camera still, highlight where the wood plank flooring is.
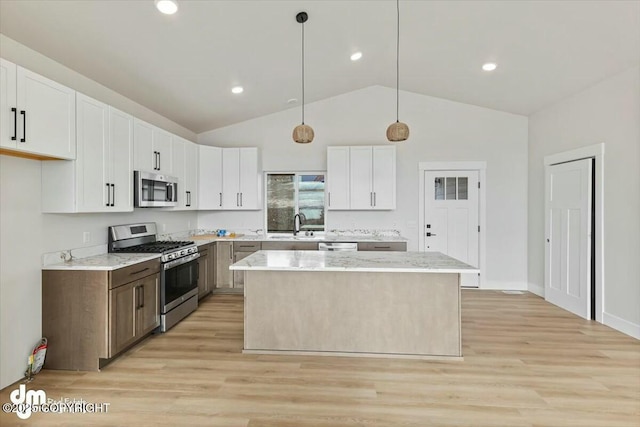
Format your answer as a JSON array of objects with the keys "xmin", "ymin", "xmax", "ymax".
[{"xmin": 1, "ymin": 291, "xmax": 638, "ymax": 426}]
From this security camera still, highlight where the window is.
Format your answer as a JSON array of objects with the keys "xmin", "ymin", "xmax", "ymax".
[
  {"xmin": 435, "ymin": 177, "xmax": 468, "ymax": 200},
  {"xmin": 266, "ymin": 173, "xmax": 325, "ymax": 233}
]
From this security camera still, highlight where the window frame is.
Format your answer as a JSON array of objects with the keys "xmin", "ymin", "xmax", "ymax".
[{"xmin": 263, "ymin": 171, "xmax": 327, "ymax": 236}]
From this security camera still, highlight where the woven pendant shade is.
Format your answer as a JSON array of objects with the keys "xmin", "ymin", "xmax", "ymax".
[
  {"xmin": 293, "ymin": 124, "xmax": 314, "ymax": 144},
  {"xmin": 387, "ymin": 0, "xmax": 409, "ymax": 142},
  {"xmin": 293, "ymin": 12, "xmax": 314, "ymax": 144},
  {"xmin": 386, "ymin": 121, "xmax": 409, "ymax": 142}
]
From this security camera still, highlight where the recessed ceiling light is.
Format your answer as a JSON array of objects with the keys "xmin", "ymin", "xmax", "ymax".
[
  {"xmin": 350, "ymin": 52, "xmax": 363, "ymax": 61},
  {"xmin": 287, "ymin": 98, "xmax": 298, "ymax": 104},
  {"xmin": 231, "ymin": 86, "xmax": 244, "ymax": 94},
  {"xmin": 155, "ymin": 0, "xmax": 178, "ymax": 15},
  {"xmin": 482, "ymin": 63, "xmax": 497, "ymax": 71}
]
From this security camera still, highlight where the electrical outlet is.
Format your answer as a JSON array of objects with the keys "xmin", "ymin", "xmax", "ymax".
[{"xmin": 83, "ymin": 232, "xmax": 91, "ymax": 243}]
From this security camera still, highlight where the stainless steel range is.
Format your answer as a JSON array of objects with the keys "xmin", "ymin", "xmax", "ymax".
[{"xmin": 108, "ymin": 222, "xmax": 199, "ymax": 332}]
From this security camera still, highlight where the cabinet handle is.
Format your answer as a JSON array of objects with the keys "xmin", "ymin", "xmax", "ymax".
[
  {"xmin": 373, "ymin": 192, "xmax": 376, "ymax": 207},
  {"xmin": 20, "ymin": 110, "xmax": 26, "ymax": 142},
  {"xmin": 105, "ymin": 183, "xmax": 110, "ymax": 206},
  {"xmin": 236, "ymin": 193, "xmax": 240, "ymax": 207},
  {"xmin": 153, "ymin": 151, "xmax": 159, "ymax": 170},
  {"xmin": 110, "ymin": 184, "xmax": 115, "ymax": 207},
  {"xmin": 139, "ymin": 285, "xmax": 144, "ymax": 309},
  {"xmin": 370, "ymin": 192, "xmax": 373, "ymax": 206},
  {"xmin": 328, "ymin": 192, "xmax": 331, "ymax": 207},
  {"xmin": 11, "ymin": 108, "xmax": 17, "ymax": 141},
  {"xmin": 129, "ymin": 267, "xmax": 149, "ymax": 276},
  {"xmin": 240, "ymin": 192, "xmax": 243, "ymax": 207},
  {"xmin": 158, "ymin": 152, "xmax": 161, "ymax": 171},
  {"xmin": 229, "ymin": 244, "xmax": 233, "ymax": 261},
  {"xmin": 374, "ymin": 246, "xmax": 391, "ymax": 249},
  {"xmin": 186, "ymin": 191, "xmax": 190, "ymax": 207},
  {"xmin": 219, "ymin": 192, "xmax": 222, "ymax": 207}
]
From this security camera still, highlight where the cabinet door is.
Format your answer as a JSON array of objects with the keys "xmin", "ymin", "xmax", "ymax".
[
  {"xmin": 372, "ymin": 146, "xmax": 396, "ymax": 209},
  {"xmin": 134, "ymin": 118, "xmax": 154, "ymax": 172},
  {"xmin": 222, "ymin": 148, "xmax": 240, "ymax": 209},
  {"xmin": 171, "ymin": 136, "xmax": 186, "ymax": 209},
  {"xmin": 110, "ymin": 282, "xmax": 137, "ymax": 355},
  {"xmin": 197, "ymin": 249, "xmax": 210, "ymax": 298},
  {"xmin": 76, "ymin": 93, "xmax": 109, "ymax": 212},
  {"xmin": 238, "ymin": 147, "xmax": 259, "ymax": 209},
  {"xmin": 109, "ymin": 107, "xmax": 134, "ymax": 212},
  {"xmin": 349, "ymin": 146, "xmax": 373, "ymax": 209},
  {"xmin": 215, "ymin": 242, "xmax": 233, "ymax": 288},
  {"xmin": 153, "ymin": 128, "xmax": 172, "ymax": 174},
  {"xmin": 327, "ymin": 147, "xmax": 350, "ymax": 210},
  {"xmin": 137, "ymin": 274, "xmax": 160, "ymax": 336},
  {"xmin": 198, "ymin": 145, "xmax": 223, "ymax": 209},
  {"xmin": 0, "ymin": 58, "xmax": 17, "ymax": 149},
  {"xmin": 16, "ymin": 66, "xmax": 76, "ymax": 159},
  {"xmin": 184, "ymin": 141, "xmax": 199, "ymax": 209}
]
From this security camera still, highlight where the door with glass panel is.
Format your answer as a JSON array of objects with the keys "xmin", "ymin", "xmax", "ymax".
[
  {"xmin": 424, "ymin": 170, "xmax": 479, "ymax": 287},
  {"xmin": 266, "ymin": 173, "xmax": 325, "ymax": 234}
]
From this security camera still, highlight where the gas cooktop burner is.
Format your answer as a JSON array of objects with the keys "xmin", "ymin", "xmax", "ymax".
[{"xmin": 116, "ymin": 241, "xmax": 195, "ymax": 253}]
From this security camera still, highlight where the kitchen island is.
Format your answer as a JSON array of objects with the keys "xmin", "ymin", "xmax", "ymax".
[{"xmin": 230, "ymin": 251, "xmax": 478, "ymax": 359}]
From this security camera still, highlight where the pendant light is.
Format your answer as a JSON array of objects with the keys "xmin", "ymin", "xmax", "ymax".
[
  {"xmin": 293, "ymin": 12, "xmax": 314, "ymax": 144},
  {"xmin": 386, "ymin": 0, "xmax": 409, "ymax": 142}
]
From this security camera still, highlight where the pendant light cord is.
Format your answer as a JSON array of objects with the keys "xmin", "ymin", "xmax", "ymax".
[
  {"xmin": 396, "ymin": 0, "xmax": 400, "ymax": 123},
  {"xmin": 302, "ymin": 20, "xmax": 305, "ymax": 125}
]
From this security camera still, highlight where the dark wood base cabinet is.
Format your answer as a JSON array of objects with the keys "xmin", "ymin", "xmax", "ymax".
[{"xmin": 42, "ymin": 259, "xmax": 160, "ymax": 371}]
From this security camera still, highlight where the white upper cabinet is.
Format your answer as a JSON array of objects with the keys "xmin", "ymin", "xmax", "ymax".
[
  {"xmin": 221, "ymin": 147, "xmax": 260, "ymax": 210},
  {"xmin": 328, "ymin": 145, "xmax": 396, "ymax": 210},
  {"xmin": 198, "ymin": 145, "xmax": 223, "ymax": 209},
  {"xmin": 133, "ymin": 118, "xmax": 172, "ymax": 175},
  {"xmin": 327, "ymin": 146, "xmax": 351, "ymax": 210},
  {"xmin": 1, "ymin": 58, "xmax": 76, "ymax": 159},
  {"xmin": 171, "ymin": 136, "xmax": 198, "ymax": 210},
  {"xmin": 42, "ymin": 93, "xmax": 133, "ymax": 212}
]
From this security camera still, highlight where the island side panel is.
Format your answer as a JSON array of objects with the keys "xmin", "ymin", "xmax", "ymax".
[{"xmin": 244, "ymin": 270, "xmax": 460, "ymax": 357}]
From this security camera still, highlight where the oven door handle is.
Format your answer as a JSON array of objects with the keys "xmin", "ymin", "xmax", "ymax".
[{"xmin": 163, "ymin": 252, "xmax": 200, "ymax": 270}]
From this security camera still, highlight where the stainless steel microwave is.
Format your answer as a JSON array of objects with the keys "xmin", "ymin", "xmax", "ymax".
[{"xmin": 134, "ymin": 171, "xmax": 178, "ymax": 207}]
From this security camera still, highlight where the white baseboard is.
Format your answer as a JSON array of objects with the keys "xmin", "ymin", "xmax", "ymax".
[
  {"xmin": 479, "ymin": 281, "xmax": 528, "ymax": 291},
  {"xmin": 603, "ymin": 312, "xmax": 640, "ymax": 340},
  {"xmin": 528, "ymin": 283, "xmax": 544, "ymax": 297}
]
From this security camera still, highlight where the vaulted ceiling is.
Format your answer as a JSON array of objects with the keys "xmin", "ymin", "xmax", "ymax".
[{"xmin": 1, "ymin": 0, "xmax": 638, "ymax": 133}]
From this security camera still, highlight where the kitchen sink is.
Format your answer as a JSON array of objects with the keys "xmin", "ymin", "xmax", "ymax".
[{"xmin": 267, "ymin": 235, "xmax": 323, "ymax": 241}]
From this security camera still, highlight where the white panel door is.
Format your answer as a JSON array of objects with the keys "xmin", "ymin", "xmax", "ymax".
[
  {"xmin": 133, "ymin": 118, "xmax": 154, "ymax": 172},
  {"xmin": 222, "ymin": 148, "xmax": 240, "ymax": 208},
  {"xmin": 372, "ymin": 146, "xmax": 396, "ymax": 209},
  {"xmin": 0, "ymin": 58, "xmax": 17, "ymax": 149},
  {"xmin": 545, "ymin": 159, "xmax": 592, "ymax": 319},
  {"xmin": 238, "ymin": 147, "xmax": 259, "ymax": 209},
  {"xmin": 184, "ymin": 141, "xmax": 198, "ymax": 209},
  {"xmin": 349, "ymin": 146, "xmax": 373, "ymax": 209},
  {"xmin": 327, "ymin": 147, "xmax": 350, "ymax": 209},
  {"xmin": 198, "ymin": 145, "xmax": 222, "ymax": 209},
  {"xmin": 152, "ymin": 128, "xmax": 172, "ymax": 174},
  {"xmin": 171, "ymin": 136, "xmax": 186, "ymax": 209},
  {"xmin": 17, "ymin": 66, "xmax": 76, "ymax": 159},
  {"xmin": 109, "ymin": 107, "xmax": 133, "ymax": 212},
  {"xmin": 424, "ymin": 170, "xmax": 480, "ymax": 287},
  {"xmin": 76, "ymin": 93, "xmax": 109, "ymax": 212}
]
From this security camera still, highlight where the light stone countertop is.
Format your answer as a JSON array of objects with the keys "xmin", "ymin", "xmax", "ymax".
[
  {"xmin": 230, "ymin": 250, "xmax": 478, "ymax": 274},
  {"xmin": 191, "ymin": 234, "xmax": 409, "ymax": 246},
  {"xmin": 42, "ymin": 253, "xmax": 161, "ymax": 271}
]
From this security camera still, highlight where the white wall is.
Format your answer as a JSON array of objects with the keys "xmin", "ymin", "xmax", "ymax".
[
  {"xmin": 198, "ymin": 86, "xmax": 529, "ymax": 290},
  {"xmin": 0, "ymin": 37, "xmax": 199, "ymax": 389},
  {"xmin": 528, "ymin": 66, "xmax": 640, "ymax": 335}
]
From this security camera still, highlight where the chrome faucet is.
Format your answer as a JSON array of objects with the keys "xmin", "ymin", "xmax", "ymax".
[{"xmin": 293, "ymin": 213, "xmax": 303, "ymax": 236}]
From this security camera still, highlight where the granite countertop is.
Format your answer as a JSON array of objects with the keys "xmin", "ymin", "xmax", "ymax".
[
  {"xmin": 43, "ymin": 253, "xmax": 161, "ymax": 271},
  {"xmin": 229, "ymin": 250, "xmax": 478, "ymax": 273},
  {"xmin": 191, "ymin": 233, "xmax": 409, "ymax": 245}
]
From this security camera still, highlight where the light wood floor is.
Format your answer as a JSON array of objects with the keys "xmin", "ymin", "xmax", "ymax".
[{"xmin": 1, "ymin": 291, "xmax": 638, "ymax": 426}]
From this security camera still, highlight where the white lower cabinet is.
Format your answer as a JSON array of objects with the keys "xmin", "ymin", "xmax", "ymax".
[{"xmin": 42, "ymin": 93, "xmax": 133, "ymax": 212}]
